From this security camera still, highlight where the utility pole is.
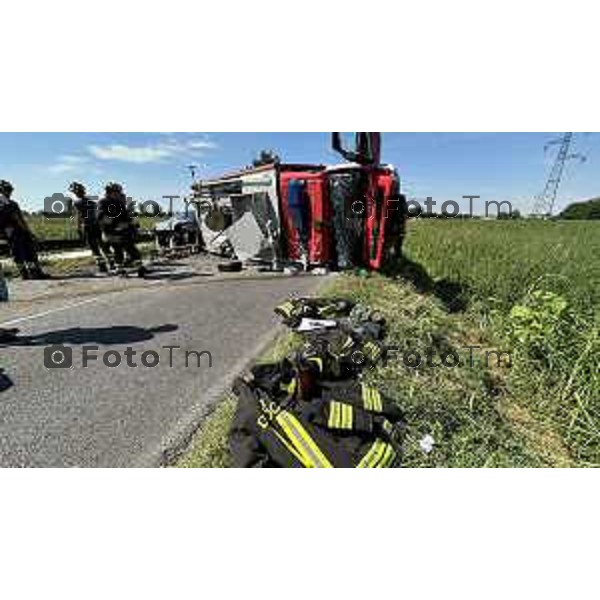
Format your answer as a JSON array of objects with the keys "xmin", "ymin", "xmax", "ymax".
[{"xmin": 533, "ymin": 133, "xmax": 586, "ymax": 217}]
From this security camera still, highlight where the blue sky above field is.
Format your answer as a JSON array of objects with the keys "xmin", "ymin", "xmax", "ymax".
[{"xmin": 1, "ymin": 132, "xmax": 598, "ymax": 214}]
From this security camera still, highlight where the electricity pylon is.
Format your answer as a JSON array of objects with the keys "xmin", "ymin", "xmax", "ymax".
[
  {"xmin": 187, "ymin": 164, "xmax": 199, "ymax": 184},
  {"xmin": 533, "ymin": 133, "xmax": 586, "ymax": 217}
]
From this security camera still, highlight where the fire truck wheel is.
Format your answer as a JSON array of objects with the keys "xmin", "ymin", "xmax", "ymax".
[{"xmin": 218, "ymin": 261, "xmax": 243, "ymax": 273}]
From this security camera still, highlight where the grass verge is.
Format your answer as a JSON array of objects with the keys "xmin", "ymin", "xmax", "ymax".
[
  {"xmin": 173, "ymin": 220, "xmax": 600, "ymax": 468},
  {"xmin": 176, "ymin": 268, "xmax": 587, "ymax": 468}
]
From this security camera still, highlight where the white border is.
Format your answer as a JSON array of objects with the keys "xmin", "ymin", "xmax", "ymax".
[
  {"xmin": 2, "ymin": 2, "xmax": 597, "ymax": 599},
  {"xmin": 2, "ymin": 1, "xmax": 599, "ymax": 131}
]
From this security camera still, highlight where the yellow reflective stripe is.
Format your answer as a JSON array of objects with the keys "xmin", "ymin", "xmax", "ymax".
[
  {"xmin": 364, "ymin": 341, "xmax": 382, "ymax": 361},
  {"xmin": 372, "ymin": 388, "xmax": 382, "ymax": 412},
  {"xmin": 272, "ymin": 430, "xmax": 310, "ymax": 467},
  {"xmin": 357, "ymin": 439, "xmax": 396, "ymax": 468},
  {"xmin": 358, "ymin": 439, "xmax": 385, "ymax": 467},
  {"xmin": 308, "ymin": 356, "xmax": 323, "ymax": 373},
  {"xmin": 357, "ymin": 438, "xmax": 387, "ymax": 468},
  {"xmin": 362, "ymin": 384, "xmax": 372, "ymax": 410},
  {"xmin": 377, "ymin": 444, "xmax": 397, "ymax": 468},
  {"xmin": 362, "ymin": 385, "xmax": 382, "ymax": 413},
  {"xmin": 342, "ymin": 403, "xmax": 353, "ymax": 429},
  {"xmin": 276, "ymin": 411, "xmax": 333, "ymax": 468},
  {"xmin": 277, "ymin": 301, "xmax": 295, "ymax": 317},
  {"xmin": 370, "ymin": 388, "xmax": 376, "ymax": 411},
  {"xmin": 280, "ymin": 377, "xmax": 297, "ymax": 396},
  {"xmin": 328, "ymin": 401, "xmax": 353, "ymax": 430},
  {"xmin": 381, "ymin": 418, "xmax": 393, "ymax": 436},
  {"xmin": 328, "ymin": 402, "xmax": 340, "ymax": 428}
]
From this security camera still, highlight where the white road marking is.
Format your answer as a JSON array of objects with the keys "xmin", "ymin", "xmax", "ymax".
[
  {"xmin": 0, "ymin": 267, "xmax": 307, "ymax": 329},
  {"xmin": 0, "ymin": 297, "xmax": 104, "ymax": 327},
  {"xmin": 0, "ymin": 273, "xmax": 183, "ymax": 328}
]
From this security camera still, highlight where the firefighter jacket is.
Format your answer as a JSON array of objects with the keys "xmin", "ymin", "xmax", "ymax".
[
  {"xmin": 229, "ymin": 363, "xmax": 404, "ymax": 468},
  {"xmin": 73, "ymin": 196, "xmax": 99, "ymax": 229}
]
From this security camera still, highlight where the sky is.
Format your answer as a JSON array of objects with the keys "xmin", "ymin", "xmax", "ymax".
[{"xmin": 1, "ymin": 132, "xmax": 598, "ymax": 215}]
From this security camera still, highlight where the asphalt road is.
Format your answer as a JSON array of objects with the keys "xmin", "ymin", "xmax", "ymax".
[{"xmin": 0, "ymin": 265, "xmax": 324, "ymax": 467}]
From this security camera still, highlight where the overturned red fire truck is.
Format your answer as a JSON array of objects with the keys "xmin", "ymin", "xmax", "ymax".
[{"xmin": 191, "ymin": 133, "xmax": 407, "ymax": 271}]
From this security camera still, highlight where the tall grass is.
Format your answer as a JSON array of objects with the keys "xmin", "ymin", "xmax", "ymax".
[
  {"xmin": 404, "ymin": 219, "xmax": 600, "ymax": 464},
  {"xmin": 25, "ymin": 216, "xmax": 80, "ymax": 240},
  {"xmin": 20, "ymin": 214, "xmax": 165, "ymax": 243},
  {"xmin": 405, "ymin": 220, "xmax": 600, "ymax": 311}
]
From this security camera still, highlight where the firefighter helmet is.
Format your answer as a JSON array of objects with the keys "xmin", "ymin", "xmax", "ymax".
[
  {"xmin": 105, "ymin": 182, "xmax": 124, "ymax": 195},
  {"xmin": 0, "ymin": 180, "xmax": 14, "ymax": 197},
  {"xmin": 69, "ymin": 181, "xmax": 86, "ymax": 197}
]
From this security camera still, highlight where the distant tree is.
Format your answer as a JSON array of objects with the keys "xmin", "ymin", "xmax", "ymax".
[
  {"xmin": 252, "ymin": 150, "xmax": 281, "ymax": 167},
  {"xmin": 559, "ymin": 198, "xmax": 600, "ymax": 220}
]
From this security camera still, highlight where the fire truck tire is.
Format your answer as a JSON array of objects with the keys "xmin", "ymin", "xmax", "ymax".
[{"xmin": 218, "ymin": 261, "xmax": 243, "ymax": 273}]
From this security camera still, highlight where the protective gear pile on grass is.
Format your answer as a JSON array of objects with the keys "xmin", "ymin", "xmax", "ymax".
[{"xmin": 229, "ymin": 297, "xmax": 405, "ymax": 468}]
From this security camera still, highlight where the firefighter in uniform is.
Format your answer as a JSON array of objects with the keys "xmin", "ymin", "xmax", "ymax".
[
  {"xmin": 97, "ymin": 182, "xmax": 145, "ymax": 277},
  {"xmin": 0, "ymin": 180, "xmax": 48, "ymax": 280},
  {"xmin": 69, "ymin": 182, "xmax": 110, "ymax": 273}
]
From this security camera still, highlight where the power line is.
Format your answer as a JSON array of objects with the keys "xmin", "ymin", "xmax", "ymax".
[{"xmin": 533, "ymin": 133, "xmax": 586, "ymax": 217}]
